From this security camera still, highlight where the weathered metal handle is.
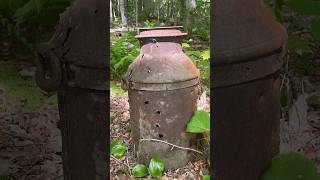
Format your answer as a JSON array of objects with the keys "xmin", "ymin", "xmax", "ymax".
[{"xmin": 35, "ymin": 43, "xmax": 62, "ymax": 92}]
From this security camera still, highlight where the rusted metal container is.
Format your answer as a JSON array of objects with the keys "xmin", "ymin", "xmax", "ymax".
[
  {"xmin": 35, "ymin": 0, "xmax": 107, "ymax": 179},
  {"xmin": 212, "ymin": 0, "xmax": 287, "ymax": 179},
  {"xmin": 122, "ymin": 27, "xmax": 200, "ymax": 169}
]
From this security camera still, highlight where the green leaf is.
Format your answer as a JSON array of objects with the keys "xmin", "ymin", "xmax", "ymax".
[
  {"xmin": 287, "ymin": 35, "xmax": 311, "ymax": 53},
  {"xmin": 286, "ymin": 0, "xmax": 320, "ymax": 15},
  {"xmin": 110, "ymin": 140, "xmax": 126, "ymax": 159},
  {"xmin": 186, "ymin": 110, "xmax": 210, "ymax": 133},
  {"xmin": 148, "ymin": 157, "xmax": 164, "ymax": 178},
  {"xmin": 132, "ymin": 164, "xmax": 148, "ymax": 178},
  {"xmin": 262, "ymin": 152, "xmax": 320, "ymax": 180},
  {"xmin": 202, "ymin": 175, "xmax": 210, "ymax": 180},
  {"xmin": 311, "ymin": 20, "xmax": 320, "ymax": 42}
]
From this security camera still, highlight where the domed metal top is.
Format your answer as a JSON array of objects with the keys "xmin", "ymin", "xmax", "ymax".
[
  {"xmin": 123, "ymin": 27, "xmax": 199, "ymax": 91},
  {"xmin": 213, "ymin": 0, "xmax": 287, "ymax": 65}
]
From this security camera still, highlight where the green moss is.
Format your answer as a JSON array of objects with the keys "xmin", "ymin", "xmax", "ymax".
[
  {"xmin": 110, "ymin": 81, "xmax": 127, "ymax": 96},
  {"xmin": 262, "ymin": 152, "xmax": 320, "ymax": 180},
  {"xmin": 0, "ymin": 62, "xmax": 57, "ymax": 111}
]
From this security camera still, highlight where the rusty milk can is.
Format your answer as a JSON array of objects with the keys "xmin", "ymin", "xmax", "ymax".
[
  {"xmin": 212, "ymin": 0, "xmax": 287, "ymax": 179},
  {"xmin": 122, "ymin": 27, "xmax": 200, "ymax": 169},
  {"xmin": 35, "ymin": 0, "xmax": 108, "ymax": 179}
]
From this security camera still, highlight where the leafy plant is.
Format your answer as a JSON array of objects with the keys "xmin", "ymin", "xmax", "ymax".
[
  {"xmin": 262, "ymin": 152, "xmax": 320, "ymax": 180},
  {"xmin": 143, "ymin": 20, "xmax": 156, "ymax": 27},
  {"xmin": 132, "ymin": 164, "xmax": 148, "ymax": 178},
  {"xmin": 110, "ymin": 33, "xmax": 140, "ymax": 80},
  {"xmin": 110, "ymin": 140, "xmax": 126, "ymax": 159},
  {"xmin": 148, "ymin": 157, "xmax": 165, "ymax": 178},
  {"xmin": 183, "ymin": 44, "xmax": 210, "ymax": 88},
  {"xmin": 1, "ymin": 0, "xmax": 70, "ymax": 63},
  {"xmin": 186, "ymin": 109, "xmax": 210, "ymax": 141}
]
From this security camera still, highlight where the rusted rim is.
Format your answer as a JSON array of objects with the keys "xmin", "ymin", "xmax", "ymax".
[{"xmin": 135, "ymin": 26, "xmax": 187, "ymax": 39}]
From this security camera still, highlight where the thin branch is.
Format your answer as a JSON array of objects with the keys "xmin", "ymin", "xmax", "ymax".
[
  {"xmin": 110, "ymin": 155, "xmax": 132, "ymax": 170},
  {"xmin": 140, "ymin": 138, "xmax": 203, "ymax": 155}
]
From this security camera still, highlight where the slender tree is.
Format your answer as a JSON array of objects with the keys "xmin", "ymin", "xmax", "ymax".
[{"xmin": 119, "ymin": 0, "xmax": 127, "ymax": 28}]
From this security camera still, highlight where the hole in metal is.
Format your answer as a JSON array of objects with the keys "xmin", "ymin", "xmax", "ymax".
[
  {"xmin": 156, "ymin": 111, "xmax": 161, "ymax": 114},
  {"xmin": 158, "ymin": 134, "xmax": 163, "ymax": 138},
  {"xmin": 155, "ymin": 124, "xmax": 160, "ymax": 128},
  {"xmin": 144, "ymin": 101, "xmax": 149, "ymax": 104}
]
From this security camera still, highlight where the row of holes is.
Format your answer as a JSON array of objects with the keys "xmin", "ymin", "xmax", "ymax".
[{"xmin": 144, "ymin": 100, "xmax": 163, "ymax": 138}]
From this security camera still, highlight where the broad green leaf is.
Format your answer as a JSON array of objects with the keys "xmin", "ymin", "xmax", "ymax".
[
  {"xmin": 202, "ymin": 175, "xmax": 210, "ymax": 180},
  {"xmin": 132, "ymin": 164, "xmax": 148, "ymax": 178},
  {"xmin": 110, "ymin": 140, "xmax": 126, "ymax": 159},
  {"xmin": 287, "ymin": 35, "xmax": 311, "ymax": 53},
  {"xmin": 311, "ymin": 20, "xmax": 320, "ymax": 42},
  {"xmin": 186, "ymin": 110, "xmax": 210, "ymax": 133},
  {"xmin": 286, "ymin": 0, "xmax": 320, "ymax": 15},
  {"xmin": 148, "ymin": 157, "xmax": 164, "ymax": 178},
  {"xmin": 262, "ymin": 152, "xmax": 320, "ymax": 180}
]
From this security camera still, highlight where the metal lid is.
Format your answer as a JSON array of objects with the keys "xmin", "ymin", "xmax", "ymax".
[
  {"xmin": 135, "ymin": 26, "xmax": 187, "ymax": 39},
  {"xmin": 213, "ymin": 0, "xmax": 287, "ymax": 66}
]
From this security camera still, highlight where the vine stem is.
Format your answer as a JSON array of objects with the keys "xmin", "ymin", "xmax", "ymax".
[{"xmin": 140, "ymin": 138, "xmax": 203, "ymax": 155}]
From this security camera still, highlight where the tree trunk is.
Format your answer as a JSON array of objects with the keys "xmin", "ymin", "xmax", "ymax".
[
  {"xmin": 135, "ymin": 0, "xmax": 138, "ymax": 27},
  {"xmin": 185, "ymin": 0, "xmax": 196, "ymax": 34},
  {"xmin": 110, "ymin": 0, "xmax": 113, "ymax": 22},
  {"xmin": 119, "ymin": 0, "xmax": 127, "ymax": 28}
]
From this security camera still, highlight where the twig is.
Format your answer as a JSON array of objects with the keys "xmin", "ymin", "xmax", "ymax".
[
  {"xmin": 110, "ymin": 155, "xmax": 132, "ymax": 176},
  {"xmin": 111, "ymin": 155, "xmax": 131, "ymax": 169},
  {"xmin": 140, "ymin": 138, "xmax": 203, "ymax": 155}
]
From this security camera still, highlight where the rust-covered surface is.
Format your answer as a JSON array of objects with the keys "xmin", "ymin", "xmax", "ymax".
[
  {"xmin": 123, "ymin": 27, "xmax": 199, "ymax": 169},
  {"xmin": 35, "ymin": 0, "xmax": 108, "ymax": 179},
  {"xmin": 212, "ymin": 0, "xmax": 287, "ymax": 179}
]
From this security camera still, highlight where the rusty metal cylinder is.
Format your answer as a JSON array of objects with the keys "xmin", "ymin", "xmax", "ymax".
[
  {"xmin": 123, "ymin": 27, "xmax": 200, "ymax": 169},
  {"xmin": 35, "ymin": 0, "xmax": 108, "ymax": 179},
  {"xmin": 212, "ymin": 0, "xmax": 287, "ymax": 179}
]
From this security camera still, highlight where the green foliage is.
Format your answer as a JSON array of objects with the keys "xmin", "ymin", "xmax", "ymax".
[
  {"xmin": 262, "ymin": 152, "xmax": 320, "ymax": 180},
  {"xmin": 0, "ymin": 62, "xmax": 57, "ymax": 111},
  {"xmin": 110, "ymin": 33, "xmax": 140, "ymax": 80},
  {"xmin": 0, "ymin": 176, "xmax": 7, "ymax": 180},
  {"xmin": 287, "ymin": 35, "xmax": 311, "ymax": 54},
  {"xmin": 110, "ymin": 140, "xmax": 126, "ymax": 159},
  {"xmin": 311, "ymin": 20, "xmax": 320, "ymax": 42},
  {"xmin": 0, "ymin": 0, "xmax": 70, "ymax": 63},
  {"xmin": 148, "ymin": 157, "xmax": 165, "ymax": 178},
  {"xmin": 143, "ymin": 20, "xmax": 156, "ymax": 27},
  {"xmin": 132, "ymin": 164, "xmax": 148, "ymax": 178},
  {"xmin": 184, "ymin": 44, "xmax": 210, "ymax": 87},
  {"xmin": 202, "ymin": 175, "xmax": 210, "ymax": 180},
  {"xmin": 186, "ymin": 110, "xmax": 210, "ymax": 134},
  {"xmin": 294, "ymin": 59, "xmax": 316, "ymax": 75},
  {"xmin": 286, "ymin": 0, "xmax": 320, "ymax": 15},
  {"xmin": 110, "ymin": 81, "xmax": 127, "ymax": 96}
]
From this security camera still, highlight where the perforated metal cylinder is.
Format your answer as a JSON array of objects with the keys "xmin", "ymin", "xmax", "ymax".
[{"xmin": 123, "ymin": 27, "xmax": 200, "ymax": 169}]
